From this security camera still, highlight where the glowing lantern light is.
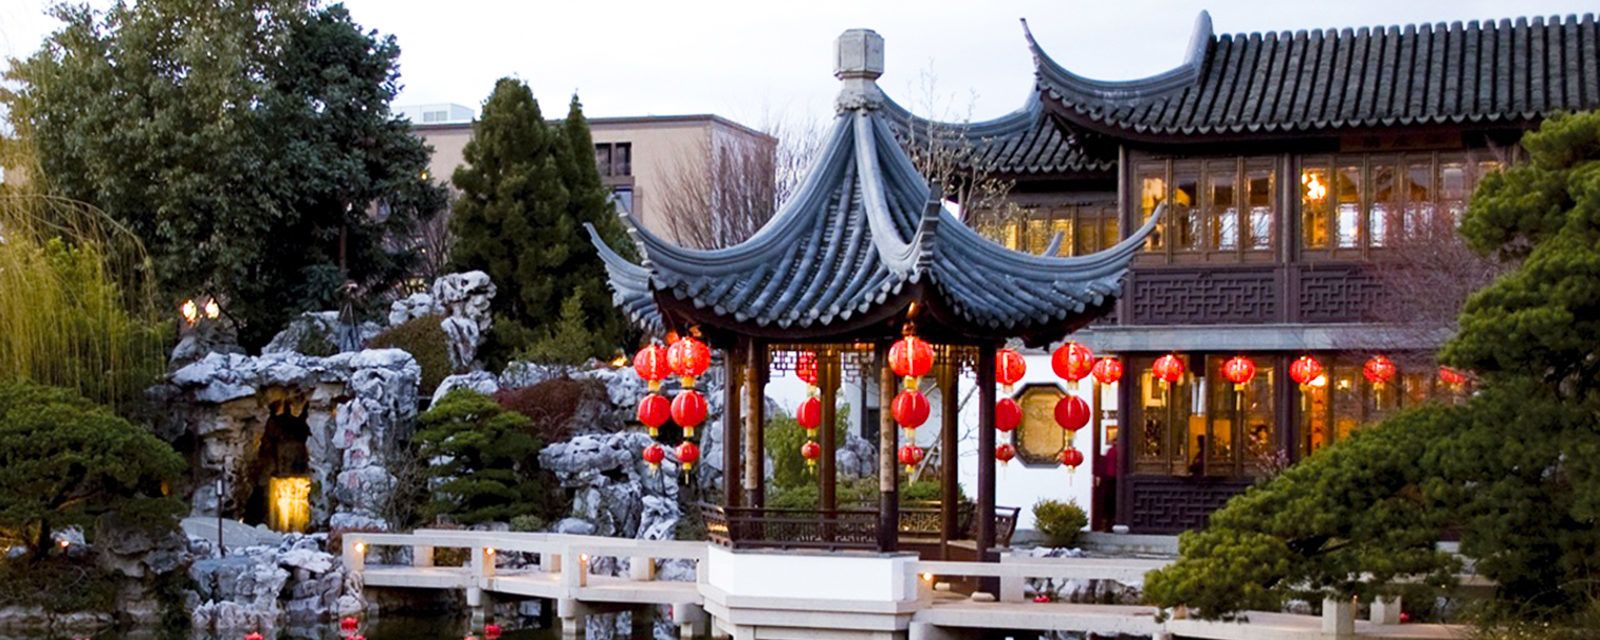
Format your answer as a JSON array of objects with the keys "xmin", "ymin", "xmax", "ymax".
[
  {"xmin": 795, "ymin": 396, "xmax": 822, "ymax": 431},
  {"xmin": 340, "ymin": 617, "xmax": 359, "ymax": 634},
  {"xmin": 889, "ymin": 335, "xmax": 935, "ymax": 388},
  {"xmin": 642, "ymin": 443, "xmax": 666, "ymax": 471},
  {"xmin": 898, "ymin": 444, "xmax": 925, "ymax": 473},
  {"xmin": 636, "ymin": 393, "xmax": 671, "ymax": 437},
  {"xmin": 1438, "ymin": 366, "xmax": 1468, "ymax": 386},
  {"xmin": 670, "ymin": 390, "xmax": 708, "ymax": 438},
  {"xmin": 676, "ymin": 441, "xmax": 701, "ymax": 472},
  {"xmin": 796, "ymin": 352, "xmax": 818, "ymax": 387},
  {"xmin": 1152, "ymin": 354, "xmax": 1185, "ymax": 387},
  {"xmin": 995, "ymin": 397, "xmax": 1021, "ymax": 433},
  {"xmin": 204, "ymin": 298, "xmax": 221, "ymax": 319},
  {"xmin": 892, "ymin": 388, "xmax": 930, "ymax": 433},
  {"xmin": 1289, "ymin": 355, "xmax": 1324, "ymax": 390},
  {"xmin": 800, "ymin": 440, "xmax": 821, "ymax": 472},
  {"xmin": 244, "ymin": 633, "xmax": 264, "ymax": 640},
  {"xmin": 1363, "ymin": 355, "xmax": 1397, "ymax": 389},
  {"xmin": 180, "ymin": 299, "xmax": 200, "ymax": 325},
  {"xmin": 633, "ymin": 344, "xmax": 671, "ymax": 392},
  {"xmin": 995, "ymin": 443, "xmax": 1016, "ymax": 464},
  {"xmin": 1221, "ymin": 355, "xmax": 1257, "ymax": 391},
  {"xmin": 995, "ymin": 349, "xmax": 1026, "ymax": 393},
  {"xmin": 1051, "ymin": 342, "xmax": 1095, "ymax": 388},
  {"xmin": 1054, "ymin": 395, "xmax": 1090, "ymax": 434},
  {"xmin": 1301, "ymin": 171, "xmax": 1328, "ymax": 202},
  {"xmin": 1091, "ymin": 357, "xmax": 1124, "ymax": 385},
  {"xmin": 484, "ymin": 624, "xmax": 502, "ymax": 640},
  {"xmin": 667, "ymin": 336, "xmax": 711, "ymax": 388},
  {"xmin": 1059, "ymin": 446, "xmax": 1085, "ymax": 470}
]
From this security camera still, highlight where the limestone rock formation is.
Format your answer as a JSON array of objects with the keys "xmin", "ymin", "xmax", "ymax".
[
  {"xmin": 189, "ymin": 533, "xmax": 356, "ymax": 632},
  {"xmin": 386, "ymin": 271, "xmax": 496, "ymax": 369},
  {"xmin": 263, "ymin": 311, "xmax": 382, "ymax": 356}
]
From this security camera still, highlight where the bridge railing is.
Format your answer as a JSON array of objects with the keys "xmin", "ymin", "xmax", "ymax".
[
  {"xmin": 343, "ymin": 530, "xmax": 707, "ymax": 591},
  {"xmin": 907, "ymin": 554, "xmax": 1170, "ymax": 603}
]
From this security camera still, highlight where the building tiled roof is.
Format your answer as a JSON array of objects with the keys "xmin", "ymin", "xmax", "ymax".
[
  {"xmin": 879, "ymin": 94, "xmax": 1115, "ymax": 176},
  {"xmin": 587, "ymin": 107, "xmax": 1159, "ymax": 341},
  {"xmin": 1030, "ymin": 12, "xmax": 1600, "ymax": 138}
]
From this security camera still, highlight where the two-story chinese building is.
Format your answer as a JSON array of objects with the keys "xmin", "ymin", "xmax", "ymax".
[{"xmin": 881, "ymin": 11, "xmax": 1599, "ymax": 533}]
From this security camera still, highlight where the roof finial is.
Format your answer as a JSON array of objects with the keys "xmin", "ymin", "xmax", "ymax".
[{"xmin": 835, "ymin": 28, "xmax": 885, "ymax": 112}]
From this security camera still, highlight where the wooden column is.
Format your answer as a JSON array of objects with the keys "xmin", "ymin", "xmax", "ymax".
[
  {"xmin": 975, "ymin": 343, "xmax": 998, "ymax": 562},
  {"xmin": 722, "ymin": 348, "xmax": 743, "ymax": 508},
  {"xmin": 819, "ymin": 353, "xmax": 839, "ymax": 514},
  {"xmin": 744, "ymin": 341, "xmax": 767, "ymax": 510},
  {"xmin": 876, "ymin": 343, "xmax": 899, "ymax": 552},
  {"xmin": 936, "ymin": 360, "xmax": 959, "ymax": 559},
  {"xmin": 1090, "ymin": 379, "xmax": 1103, "ymax": 530}
]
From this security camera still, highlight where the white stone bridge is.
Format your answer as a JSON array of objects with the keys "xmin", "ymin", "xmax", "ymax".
[{"xmin": 345, "ymin": 529, "xmax": 1467, "ymax": 640}]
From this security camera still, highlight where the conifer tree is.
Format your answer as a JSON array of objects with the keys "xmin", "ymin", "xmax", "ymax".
[{"xmin": 449, "ymin": 81, "xmax": 631, "ymax": 363}]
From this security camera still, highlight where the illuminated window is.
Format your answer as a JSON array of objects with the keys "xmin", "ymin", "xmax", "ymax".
[
  {"xmin": 1299, "ymin": 356, "xmax": 1462, "ymax": 458},
  {"xmin": 1302, "ymin": 150, "xmax": 1511, "ymax": 254},
  {"xmin": 1302, "ymin": 167, "xmax": 1330, "ymax": 248},
  {"xmin": 1335, "ymin": 164, "xmax": 1362, "ymax": 248},
  {"xmin": 1208, "ymin": 169, "xmax": 1238, "ymax": 250},
  {"xmin": 972, "ymin": 202, "xmax": 1118, "ymax": 257},
  {"xmin": 1133, "ymin": 354, "xmax": 1278, "ymax": 477},
  {"xmin": 1140, "ymin": 158, "xmax": 1275, "ymax": 260},
  {"xmin": 1139, "ymin": 164, "xmax": 1167, "ymax": 252},
  {"xmin": 1173, "ymin": 165, "xmax": 1201, "ymax": 252},
  {"xmin": 1247, "ymin": 167, "xmax": 1274, "ymax": 250}
]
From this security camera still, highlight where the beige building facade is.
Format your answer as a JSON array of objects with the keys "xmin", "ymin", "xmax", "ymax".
[{"xmin": 412, "ymin": 112, "xmax": 774, "ymax": 239}]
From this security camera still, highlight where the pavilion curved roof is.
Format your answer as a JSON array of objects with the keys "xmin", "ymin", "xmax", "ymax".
[
  {"xmin": 878, "ymin": 92, "xmax": 1115, "ymax": 176},
  {"xmin": 588, "ymin": 91, "xmax": 1159, "ymax": 346}
]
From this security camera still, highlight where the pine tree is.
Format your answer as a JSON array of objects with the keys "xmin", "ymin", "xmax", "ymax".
[{"xmin": 449, "ymin": 81, "xmax": 631, "ymax": 363}]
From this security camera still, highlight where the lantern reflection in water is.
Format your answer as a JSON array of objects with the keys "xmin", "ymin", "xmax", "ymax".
[{"xmin": 269, "ymin": 476, "xmax": 312, "ymax": 533}]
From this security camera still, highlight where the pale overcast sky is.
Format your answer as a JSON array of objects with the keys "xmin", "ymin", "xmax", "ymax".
[{"xmin": 2, "ymin": 0, "xmax": 1596, "ymax": 127}]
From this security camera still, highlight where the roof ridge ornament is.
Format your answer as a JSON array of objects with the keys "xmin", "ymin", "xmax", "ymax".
[{"xmin": 835, "ymin": 28, "xmax": 885, "ymax": 112}]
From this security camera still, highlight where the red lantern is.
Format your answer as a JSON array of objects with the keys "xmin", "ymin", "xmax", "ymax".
[
  {"xmin": 1052, "ymin": 342, "xmax": 1095, "ymax": 387},
  {"xmin": 1439, "ymin": 366, "xmax": 1468, "ymax": 386},
  {"xmin": 677, "ymin": 441, "xmax": 701, "ymax": 472},
  {"xmin": 898, "ymin": 444, "xmax": 925, "ymax": 472},
  {"xmin": 795, "ymin": 396, "xmax": 822, "ymax": 431},
  {"xmin": 796, "ymin": 352, "xmax": 818, "ymax": 386},
  {"xmin": 892, "ymin": 388, "xmax": 930, "ymax": 431},
  {"xmin": 1059, "ymin": 446, "xmax": 1085, "ymax": 469},
  {"xmin": 995, "ymin": 397, "xmax": 1021, "ymax": 433},
  {"xmin": 667, "ymin": 336, "xmax": 711, "ymax": 387},
  {"xmin": 351, "ymin": 636, "xmax": 365, "ymax": 640},
  {"xmin": 800, "ymin": 440, "xmax": 821, "ymax": 471},
  {"xmin": 670, "ymin": 390, "xmax": 708, "ymax": 438},
  {"xmin": 1222, "ymin": 355, "xmax": 1257, "ymax": 391},
  {"xmin": 1363, "ymin": 355, "xmax": 1397, "ymax": 388},
  {"xmin": 1054, "ymin": 395, "xmax": 1090, "ymax": 433},
  {"xmin": 890, "ymin": 335, "xmax": 935, "ymax": 387},
  {"xmin": 484, "ymin": 624, "xmax": 502, "ymax": 640},
  {"xmin": 995, "ymin": 443, "xmax": 1016, "ymax": 464},
  {"xmin": 636, "ymin": 393, "xmax": 670, "ymax": 437},
  {"xmin": 633, "ymin": 344, "xmax": 671, "ymax": 391},
  {"xmin": 245, "ymin": 633, "xmax": 264, "ymax": 640},
  {"xmin": 1289, "ymin": 355, "xmax": 1324, "ymax": 389},
  {"xmin": 996, "ymin": 348, "xmax": 1026, "ymax": 392},
  {"xmin": 1152, "ymin": 354, "xmax": 1185, "ymax": 386},
  {"xmin": 340, "ymin": 617, "xmax": 359, "ymax": 634},
  {"xmin": 642, "ymin": 443, "xmax": 666, "ymax": 470},
  {"xmin": 1091, "ymin": 357, "xmax": 1123, "ymax": 385}
]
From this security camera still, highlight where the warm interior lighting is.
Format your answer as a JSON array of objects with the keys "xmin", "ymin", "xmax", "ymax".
[
  {"xmin": 203, "ymin": 298, "xmax": 221, "ymax": 319},
  {"xmin": 484, "ymin": 547, "xmax": 495, "ymax": 556},
  {"xmin": 268, "ymin": 476, "xmax": 312, "ymax": 533},
  {"xmin": 180, "ymin": 299, "xmax": 199, "ymax": 324},
  {"xmin": 610, "ymin": 353, "xmax": 628, "ymax": 368},
  {"xmin": 920, "ymin": 572, "xmax": 934, "ymax": 582},
  {"xmin": 355, "ymin": 542, "xmax": 367, "ymax": 554},
  {"xmin": 1301, "ymin": 171, "xmax": 1328, "ymax": 202}
]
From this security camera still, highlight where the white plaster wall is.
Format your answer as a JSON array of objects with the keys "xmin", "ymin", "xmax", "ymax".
[{"xmin": 706, "ymin": 546, "xmax": 915, "ymax": 602}]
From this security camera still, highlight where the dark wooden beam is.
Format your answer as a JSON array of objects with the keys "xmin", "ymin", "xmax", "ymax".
[
  {"xmin": 722, "ymin": 346, "xmax": 743, "ymax": 508},
  {"xmin": 936, "ymin": 360, "xmax": 959, "ymax": 560},
  {"xmin": 744, "ymin": 341, "xmax": 767, "ymax": 510},
  {"xmin": 819, "ymin": 353, "xmax": 839, "ymax": 515},
  {"xmin": 976, "ymin": 343, "xmax": 998, "ymax": 562},
  {"xmin": 876, "ymin": 343, "xmax": 899, "ymax": 553}
]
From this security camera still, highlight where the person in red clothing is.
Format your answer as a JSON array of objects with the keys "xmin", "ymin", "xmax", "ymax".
[{"xmin": 1095, "ymin": 442, "xmax": 1118, "ymax": 529}]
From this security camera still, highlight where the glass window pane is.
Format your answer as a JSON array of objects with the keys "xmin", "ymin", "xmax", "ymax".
[
  {"xmin": 1209, "ymin": 170, "xmax": 1238, "ymax": 251},
  {"xmin": 1301, "ymin": 368, "xmax": 1331, "ymax": 457},
  {"xmin": 1205, "ymin": 358, "xmax": 1235, "ymax": 474},
  {"xmin": 1332, "ymin": 364, "xmax": 1362, "ymax": 442},
  {"xmin": 1135, "ymin": 365, "xmax": 1168, "ymax": 473},
  {"xmin": 1247, "ymin": 167, "xmax": 1274, "ymax": 250},
  {"xmin": 1302, "ymin": 166, "xmax": 1330, "ymax": 249},
  {"xmin": 594, "ymin": 144, "xmax": 612, "ymax": 177},
  {"xmin": 1370, "ymin": 162, "xmax": 1396, "ymax": 248},
  {"xmin": 1067, "ymin": 216, "xmax": 1091, "ymax": 256},
  {"xmin": 1404, "ymin": 162, "xmax": 1434, "ymax": 240},
  {"xmin": 1139, "ymin": 164, "xmax": 1167, "ymax": 252},
  {"xmin": 1440, "ymin": 159, "xmax": 1468, "ymax": 227},
  {"xmin": 1336, "ymin": 164, "xmax": 1362, "ymax": 248},
  {"xmin": 1103, "ymin": 216, "xmax": 1119, "ymax": 252},
  {"xmin": 1026, "ymin": 216, "xmax": 1050, "ymax": 256},
  {"xmin": 614, "ymin": 143, "xmax": 632, "ymax": 176},
  {"xmin": 1174, "ymin": 168, "xmax": 1201, "ymax": 251}
]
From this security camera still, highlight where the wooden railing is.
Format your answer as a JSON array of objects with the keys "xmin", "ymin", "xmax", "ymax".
[{"xmin": 700, "ymin": 501, "xmax": 1021, "ymax": 550}]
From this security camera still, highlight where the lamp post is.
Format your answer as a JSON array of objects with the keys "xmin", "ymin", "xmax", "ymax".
[{"xmin": 217, "ymin": 456, "xmax": 231, "ymax": 557}]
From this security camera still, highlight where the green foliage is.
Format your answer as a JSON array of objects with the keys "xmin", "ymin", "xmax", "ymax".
[
  {"xmin": 518, "ymin": 292, "xmax": 607, "ymax": 365},
  {"xmin": 1151, "ymin": 111, "xmax": 1600, "ymax": 622},
  {"xmin": 415, "ymin": 389, "xmax": 563, "ymax": 525},
  {"xmin": 767, "ymin": 476, "xmax": 948, "ymax": 511},
  {"xmin": 4, "ymin": 1, "xmax": 448, "ymax": 348},
  {"xmin": 0, "ymin": 383, "xmax": 185, "ymax": 560},
  {"xmin": 368, "ymin": 315, "xmax": 453, "ymax": 397},
  {"xmin": 448, "ymin": 81, "xmax": 633, "ymax": 363},
  {"xmin": 509, "ymin": 514, "xmax": 546, "ymax": 533},
  {"xmin": 0, "ymin": 556, "xmax": 120, "ymax": 614},
  {"xmin": 1032, "ymin": 499, "xmax": 1088, "ymax": 548},
  {"xmin": 764, "ymin": 404, "xmax": 850, "ymax": 490},
  {"xmin": 494, "ymin": 376, "xmax": 609, "ymax": 444}
]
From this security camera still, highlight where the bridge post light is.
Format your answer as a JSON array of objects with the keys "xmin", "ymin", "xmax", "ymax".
[
  {"xmin": 344, "ymin": 539, "xmax": 366, "ymax": 573},
  {"xmin": 578, "ymin": 553, "xmax": 590, "ymax": 587}
]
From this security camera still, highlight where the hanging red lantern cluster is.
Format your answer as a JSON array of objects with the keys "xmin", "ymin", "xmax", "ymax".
[
  {"xmin": 1438, "ymin": 366, "xmax": 1468, "ymax": 387},
  {"xmin": 1152, "ymin": 354, "xmax": 1185, "ymax": 387},
  {"xmin": 1222, "ymin": 355, "xmax": 1257, "ymax": 391},
  {"xmin": 1091, "ymin": 357, "xmax": 1123, "ymax": 385},
  {"xmin": 1052, "ymin": 342, "xmax": 1095, "ymax": 389},
  {"xmin": 893, "ymin": 388, "xmax": 930, "ymax": 434},
  {"xmin": 669, "ymin": 337, "xmax": 711, "ymax": 388},
  {"xmin": 636, "ymin": 393, "xmax": 670, "ymax": 437},
  {"xmin": 996, "ymin": 348, "xmax": 1026, "ymax": 393},
  {"xmin": 898, "ymin": 444, "xmax": 925, "ymax": 473},
  {"xmin": 800, "ymin": 440, "xmax": 822, "ymax": 471},
  {"xmin": 995, "ymin": 443, "xmax": 1016, "ymax": 464},
  {"xmin": 795, "ymin": 351, "xmax": 823, "ymax": 473},
  {"xmin": 1055, "ymin": 395, "xmax": 1090, "ymax": 434},
  {"xmin": 1363, "ymin": 355, "xmax": 1397, "ymax": 389},
  {"xmin": 890, "ymin": 335, "xmax": 935, "ymax": 389},
  {"xmin": 1289, "ymin": 355, "xmax": 1324, "ymax": 389},
  {"xmin": 642, "ymin": 442, "xmax": 666, "ymax": 470},
  {"xmin": 677, "ymin": 441, "xmax": 700, "ymax": 471},
  {"xmin": 795, "ymin": 396, "xmax": 821, "ymax": 431},
  {"xmin": 671, "ymin": 389, "xmax": 708, "ymax": 438},
  {"xmin": 634, "ymin": 344, "xmax": 671, "ymax": 391},
  {"xmin": 634, "ymin": 333, "xmax": 712, "ymax": 478},
  {"xmin": 1059, "ymin": 446, "xmax": 1085, "ymax": 470},
  {"xmin": 995, "ymin": 397, "xmax": 1021, "ymax": 433},
  {"xmin": 796, "ymin": 352, "xmax": 818, "ymax": 388}
]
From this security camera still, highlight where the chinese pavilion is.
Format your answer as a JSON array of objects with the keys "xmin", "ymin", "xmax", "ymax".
[{"xmin": 588, "ymin": 29, "xmax": 1158, "ymax": 558}]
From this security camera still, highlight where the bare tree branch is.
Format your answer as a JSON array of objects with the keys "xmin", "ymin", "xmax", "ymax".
[{"xmin": 657, "ymin": 113, "xmax": 819, "ymax": 250}]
